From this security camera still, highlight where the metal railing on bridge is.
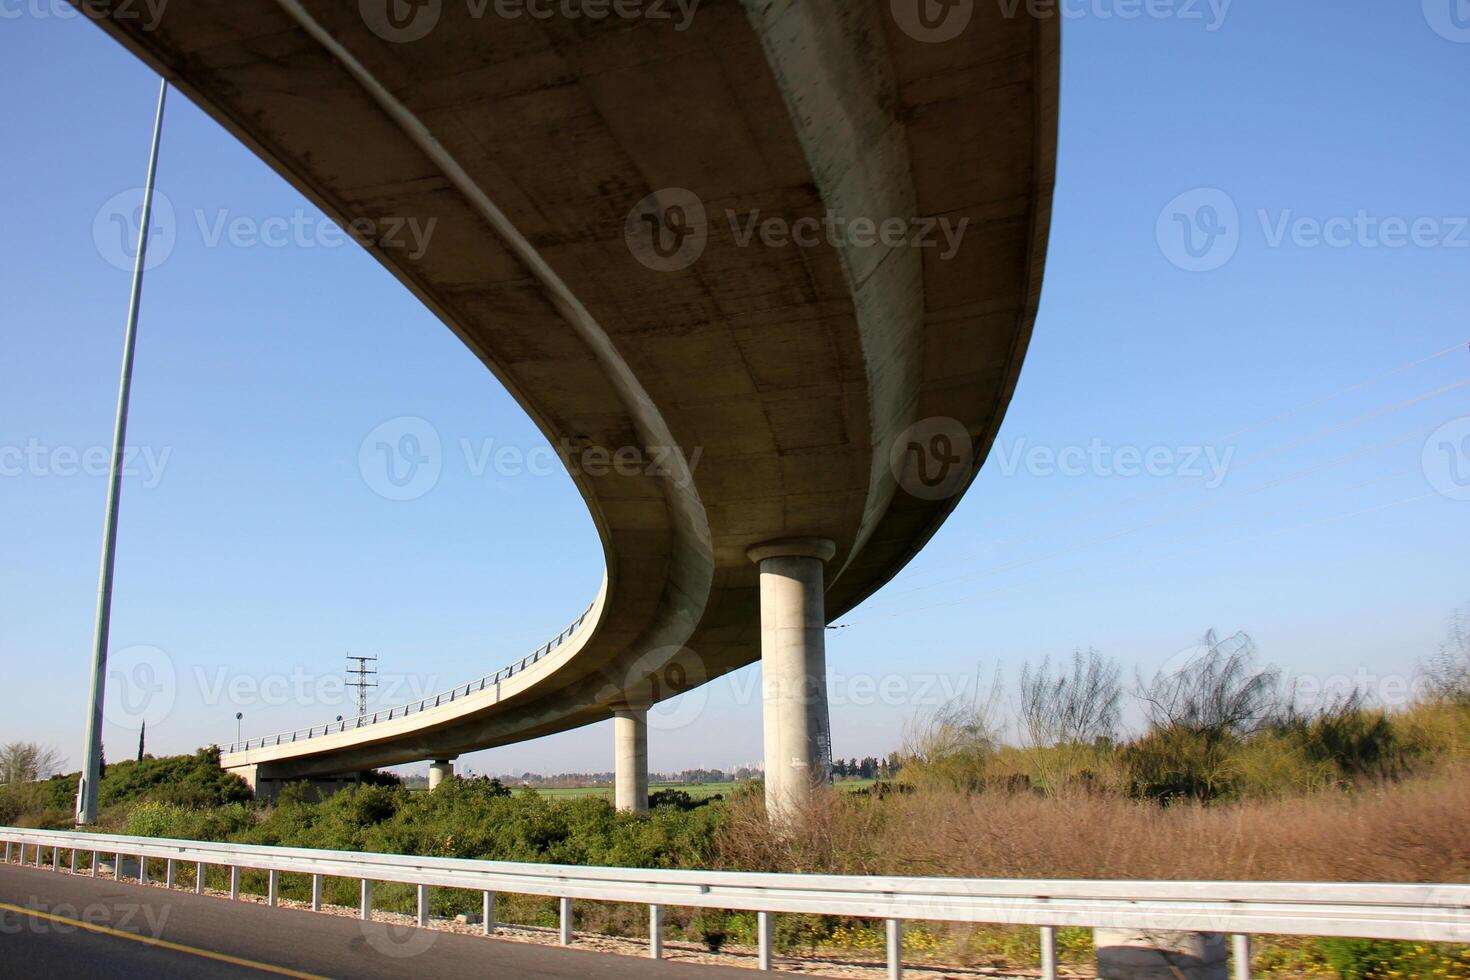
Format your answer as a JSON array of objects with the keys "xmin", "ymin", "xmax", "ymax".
[
  {"xmin": 223, "ymin": 601, "xmax": 595, "ymax": 755},
  {"xmin": 3, "ymin": 826, "xmax": 1467, "ymax": 980}
]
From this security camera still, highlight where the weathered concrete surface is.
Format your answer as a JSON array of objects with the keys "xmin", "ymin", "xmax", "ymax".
[
  {"xmin": 1095, "ymin": 929, "xmax": 1228, "ymax": 980},
  {"xmin": 612, "ymin": 707, "xmax": 649, "ymax": 812},
  {"xmin": 74, "ymin": 0, "xmax": 1058, "ymax": 778},
  {"xmin": 428, "ymin": 760, "xmax": 455, "ymax": 790},
  {"xmin": 750, "ymin": 538, "xmax": 836, "ymax": 819},
  {"xmin": 236, "ymin": 763, "xmax": 361, "ymax": 804}
]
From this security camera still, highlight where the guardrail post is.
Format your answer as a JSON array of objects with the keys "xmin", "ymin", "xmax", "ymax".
[
  {"xmin": 311, "ymin": 874, "xmax": 323, "ymax": 911},
  {"xmin": 196, "ymin": 862, "xmax": 205, "ymax": 894},
  {"xmin": 559, "ymin": 897, "xmax": 573, "ymax": 945},
  {"xmin": 758, "ymin": 910, "xmax": 774, "ymax": 970},
  {"xmin": 417, "ymin": 883, "xmax": 430, "ymax": 927},
  {"xmin": 482, "ymin": 891, "xmax": 495, "ymax": 936},
  {"xmin": 69, "ymin": 849, "xmax": 77, "ymax": 874},
  {"xmin": 139, "ymin": 855, "xmax": 148, "ymax": 885},
  {"xmin": 51, "ymin": 848, "xmax": 60, "ymax": 871},
  {"xmin": 1232, "ymin": 934, "xmax": 1252, "ymax": 980},
  {"xmin": 1041, "ymin": 925, "xmax": 1058, "ymax": 980},
  {"xmin": 3, "ymin": 841, "xmax": 10, "ymax": 864},
  {"xmin": 166, "ymin": 859, "xmax": 175, "ymax": 889},
  {"xmin": 91, "ymin": 850, "xmax": 99, "ymax": 878},
  {"xmin": 649, "ymin": 904, "xmax": 663, "ymax": 959},
  {"xmin": 885, "ymin": 918, "xmax": 903, "ymax": 980},
  {"xmin": 113, "ymin": 852, "xmax": 122, "ymax": 880},
  {"xmin": 360, "ymin": 879, "xmax": 373, "ymax": 921},
  {"xmin": 269, "ymin": 869, "xmax": 280, "ymax": 907},
  {"xmin": 230, "ymin": 865, "xmax": 240, "ymax": 900}
]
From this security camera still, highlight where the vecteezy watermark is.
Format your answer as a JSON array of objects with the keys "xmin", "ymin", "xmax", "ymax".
[
  {"xmin": 891, "ymin": 417, "xmax": 975, "ymax": 501},
  {"xmin": 193, "ymin": 210, "xmax": 437, "ymax": 260},
  {"xmin": 1158, "ymin": 188, "xmax": 1470, "ymax": 272},
  {"xmin": 464, "ymin": 436, "xmax": 700, "ymax": 487},
  {"xmin": 359, "ymin": 416, "xmax": 702, "ymax": 501},
  {"xmin": 1423, "ymin": 416, "xmax": 1470, "ymax": 501},
  {"xmin": 727, "ymin": 210, "xmax": 969, "ymax": 260},
  {"xmin": 997, "ymin": 0, "xmax": 1231, "ymax": 29},
  {"xmin": 0, "ymin": 440, "xmax": 170, "ymax": 488},
  {"xmin": 359, "ymin": 0, "xmax": 699, "ymax": 43},
  {"xmin": 625, "ymin": 190, "xmax": 970, "ymax": 271},
  {"xmin": 1423, "ymin": 0, "xmax": 1470, "ymax": 43},
  {"xmin": 0, "ymin": 899, "xmax": 171, "ymax": 938},
  {"xmin": 623, "ymin": 648, "xmax": 986, "ymax": 733},
  {"xmin": 992, "ymin": 436, "xmax": 1236, "ymax": 488},
  {"xmin": 362, "ymin": 919, "xmax": 439, "ymax": 959},
  {"xmin": 890, "ymin": 0, "xmax": 1230, "ymax": 42},
  {"xmin": 359, "ymin": 417, "xmax": 443, "ymax": 502},
  {"xmin": 103, "ymin": 644, "xmax": 178, "ymax": 730},
  {"xmin": 625, "ymin": 188, "xmax": 708, "ymax": 272},
  {"xmin": 192, "ymin": 666, "xmax": 443, "ymax": 713},
  {"xmin": 94, "ymin": 187, "xmax": 177, "ymax": 274},
  {"xmin": 99, "ymin": 642, "xmax": 449, "ymax": 731},
  {"xmin": 0, "ymin": 0, "xmax": 168, "ymax": 30},
  {"xmin": 1156, "ymin": 188, "xmax": 1241, "ymax": 273},
  {"xmin": 1286, "ymin": 666, "xmax": 1435, "ymax": 713},
  {"xmin": 890, "ymin": 0, "xmax": 975, "ymax": 43},
  {"xmin": 93, "ymin": 190, "xmax": 438, "ymax": 273},
  {"xmin": 1257, "ymin": 210, "xmax": 1470, "ymax": 252},
  {"xmin": 620, "ymin": 647, "xmax": 710, "ymax": 733},
  {"xmin": 1027, "ymin": 0, "xmax": 1228, "ymax": 27}
]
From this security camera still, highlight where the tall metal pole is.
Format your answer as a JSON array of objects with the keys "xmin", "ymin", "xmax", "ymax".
[{"xmin": 77, "ymin": 78, "xmax": 168, "ymax": 826}]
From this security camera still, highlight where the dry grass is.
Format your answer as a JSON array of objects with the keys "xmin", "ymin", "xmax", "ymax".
[{"xmin": 717, "ymin": 766, "xmax": 1470, "ymax": 883}]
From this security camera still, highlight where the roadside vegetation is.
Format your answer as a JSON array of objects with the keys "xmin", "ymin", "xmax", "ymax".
[{"xmin": 3, "ymin": 608, "xmax": 1468, "ymax": 977}]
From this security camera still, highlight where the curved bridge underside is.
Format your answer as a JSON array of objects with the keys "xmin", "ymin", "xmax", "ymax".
[{"xmin": 77, "ymin": 0, "xmax": 1058, "ymax": 778}]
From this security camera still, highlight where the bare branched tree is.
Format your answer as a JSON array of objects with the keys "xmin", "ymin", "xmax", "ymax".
[
  {"xmin": 0, "ymin": 742, "xmax": 65, "ymax": 784},
  {"xmin": 901, "ymin": 667, "xmax": 1004, "ymax": 792},
  {"xmin": 1422, "ymin": 602, "xmax": 1470, "ymax": 705},
  {"xmin": 1137, "ymin": 630, "xmax": 1282, "ymax": 742},
  {"xmin": 1019, "ymin": 648, "xmax": 1122, "ymax": 748}
]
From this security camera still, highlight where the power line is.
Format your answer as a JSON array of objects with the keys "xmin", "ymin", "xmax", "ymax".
[
  {"xmin": 950, "ymin": 341, "xmax": 1469, "ymax": 555},
  {"xmin": 1220, "ymin": 340, "xmax": 1470, "ymax": 442},
  {"xmin": 904, "ymin": 371, "xmax": 1470, "ymax": 586},
  {"xmin": 858, "ymin": 483, "xmax": 1437, "ymax": 623}
]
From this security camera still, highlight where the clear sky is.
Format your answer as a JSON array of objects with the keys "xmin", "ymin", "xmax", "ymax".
[{"xmin": 2, "ymin": 2, "xmax": 1467, "ymax": 779}]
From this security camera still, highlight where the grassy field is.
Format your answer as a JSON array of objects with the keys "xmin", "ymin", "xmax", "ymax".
[{"xmin": 522, "ymin": 779, "xmax": 875, "ymax": 800}]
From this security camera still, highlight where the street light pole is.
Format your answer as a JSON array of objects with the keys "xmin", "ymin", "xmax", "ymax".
[{"xmin": 77, "ymin": 78, "xmax": 169, "ymax": 826}]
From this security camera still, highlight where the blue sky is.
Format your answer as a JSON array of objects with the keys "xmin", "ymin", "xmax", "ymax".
[{"xmin": 2, "ymin": 2, "xmax": 1467, "ymax": 778}]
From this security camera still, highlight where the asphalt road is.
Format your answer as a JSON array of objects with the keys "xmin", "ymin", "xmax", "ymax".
[{"xmin": 0, "ymin": 861, "xmax": 755, "ymax": 979}]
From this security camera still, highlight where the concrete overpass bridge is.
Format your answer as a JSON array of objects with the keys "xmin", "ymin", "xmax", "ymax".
[{"xmin": 78, "ymin": 0, "xmax": 1058, "ymax": 815}]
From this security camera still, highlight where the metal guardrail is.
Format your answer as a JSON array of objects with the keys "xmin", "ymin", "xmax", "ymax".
[
  {"xmin": 3, "ymin": 827, "xmax": 1468, "ymax": 980},
  {"xmin": 223, "ymin": 602, "xmax": 596, "ymax": 754}
]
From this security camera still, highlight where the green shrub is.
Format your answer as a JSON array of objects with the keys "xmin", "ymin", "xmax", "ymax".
[{"xmin": 1316, "ymin": 938, "xmax": 1470, "ymax": 979}]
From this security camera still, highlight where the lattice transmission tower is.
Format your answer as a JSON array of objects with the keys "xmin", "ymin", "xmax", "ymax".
[{"xmin": 346, "ymin": 654, "xmax": 378, "ymax": 719}]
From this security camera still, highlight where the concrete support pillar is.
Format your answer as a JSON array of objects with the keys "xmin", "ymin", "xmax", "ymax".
[
  {"xmin": 749, "ymin": 537, "xmax": 836, "ymax": 822},
  {"xmin": 613, "ymin": 706, "xmax": 649, "ymax": 813},
  {"xmin": 428, "ymin": 759, "xmax": 454, "ymax": 790},
  {"xmin": 1096, "ymin": 929, "xmax": 1227, "ymax": 979}
]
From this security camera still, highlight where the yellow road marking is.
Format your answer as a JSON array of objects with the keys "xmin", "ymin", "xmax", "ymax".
[{"xmin": 0, "ymin": 899, "xmax": 331, "ymax": 979}]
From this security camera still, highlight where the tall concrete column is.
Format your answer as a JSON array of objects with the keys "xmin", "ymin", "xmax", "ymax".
[
  {"xmin": 748, "ymin": 537, "xmax": 836, "ymax": 821},
  {"xmin": 1095, "ymin": 929, "xmax": 1226, "ymax": 979},
  {"xmin": 428, "ymin": 759, "xmax": 454, "ymax": 790},
  {"xmin": 613, "ymin": 707, "xmax": 648, "ymax": 813}
]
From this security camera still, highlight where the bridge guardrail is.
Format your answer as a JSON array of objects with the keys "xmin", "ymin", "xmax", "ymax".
[
  {"xmin": 3, "ymin": 826, "xmax": 1468, "ymax": 979},
  {"xmin": 222, "ymin": 601, "xmax": 595, "ymax": 755}
]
